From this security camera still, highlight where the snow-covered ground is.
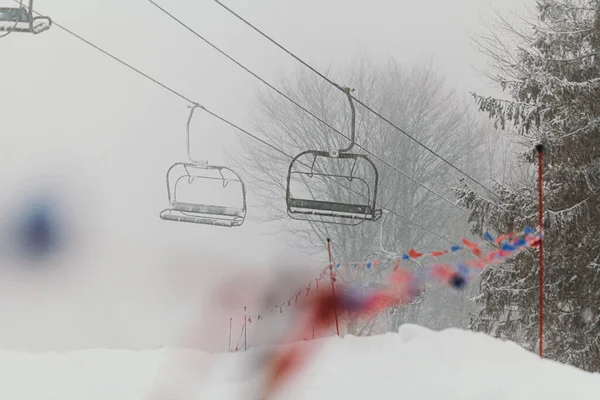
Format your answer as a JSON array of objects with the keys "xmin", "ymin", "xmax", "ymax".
[{"xmin": 1, "ymin": 324, "xmax": 599, "ymax": 400}]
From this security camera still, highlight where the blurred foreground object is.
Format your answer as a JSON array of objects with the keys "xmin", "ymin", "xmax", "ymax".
[
  {"xmin": 1, "ymin": 192, "xmax": 71, "ymax": 269},
  {"xmin": 255, "ymin": 269, "xmax": 416, "ymax": 400},
  {"xmin": 14, "ymin": 196, "xmax": 61, "ymax": 259},
  {"xmin": 253, "ymin": 228, "xmax": 543, "ymax": 399}
]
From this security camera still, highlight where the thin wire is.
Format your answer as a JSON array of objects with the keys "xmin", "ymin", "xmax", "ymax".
[
  {"xmin": 24, "ymin": 8, "xmax": 294, "ymax": 160},
  {"xmin": 37, "ymin": 15, "xmax": 193, "ymax": 103},
  {"xmin": 211, "ymin": 0, "xmax": 499, "ymax": 204},
  {"xmin": 27, "ymin": 5, "xmax": 460, "ymax": 247},
  {"xmin": 150, "ymin": 0, "xmax": 469, "ymax": 214}
]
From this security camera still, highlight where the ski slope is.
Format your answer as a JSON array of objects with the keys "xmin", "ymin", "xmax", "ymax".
[{"xmin": 1, "ymin": 324, "xmax": 599, "ymax": 399}]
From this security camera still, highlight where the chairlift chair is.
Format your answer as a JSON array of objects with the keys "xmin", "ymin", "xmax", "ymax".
[
  {"xmin": 285, "ymin": 87, "xmax": 382, "ymax": 225},
  {"xmin": 365, "ymin": 210, "xmax": 426, "ymax": 305},
  {"xmin": 0, "ymin": 0, "xmax": 51, "ymax": 34},
  {"xmin": 159, "ymin": 104, "xmax": 247, "ymax": 228}
]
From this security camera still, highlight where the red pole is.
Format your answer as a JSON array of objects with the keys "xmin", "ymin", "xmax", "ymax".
[
  {"xmin": 327, "ymin": 238, "xmax": 340, "ymax": 336},
  {"xmin": 229, "ymin": 317, "xmax": 232, "ymax": 352},
  {"xmin": 244, "ymin": 306, "xmax": 248, "ymax": 351},
  {"xmin": 536, "ymin": 144, "xmax": 544, "ymax": 358}
]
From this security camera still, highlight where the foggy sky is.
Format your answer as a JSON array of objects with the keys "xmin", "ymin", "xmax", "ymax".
[{"xmin": 0, "ymin": 0, "xmax": 529, "ymax": 351}]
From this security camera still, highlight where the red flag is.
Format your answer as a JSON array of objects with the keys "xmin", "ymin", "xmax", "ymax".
[
  {"xmin": 495, "ymin": 233, "xmax": 515, "ymax": 244},
  {"xmin": 431, "ymin": 264, "xmax": 454, "ymax": 281},
  {"xmin": 408, "ymin": 248, "xmax": 423, "ymax": 258},
  {"xmin": 431, "ymin": 250, "xmax": 447, "ymax": 257},
  {"xmin": 527, "ymin": 235, "xmax": 542, "ymax": 247},
  {"xmin": 461, "ymin": 238, "xmax": 478, "ymax": 248},
  {"xmin": 467, "ymin": 259, "xmax": 486, "ymax": 269},
  {"xmin": 461, "ymin": 238, "xmax": 482, "ymax": 257}
]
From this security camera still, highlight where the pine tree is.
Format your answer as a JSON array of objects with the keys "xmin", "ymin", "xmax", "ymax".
[{"xmin": 455, "ymin": 0, "xmax": 600, "ymax": 370}]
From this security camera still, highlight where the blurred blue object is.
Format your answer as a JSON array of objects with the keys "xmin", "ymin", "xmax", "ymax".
[{"xmin": 13, "ymin": 196, "xmax": 63, "ymax": 260}]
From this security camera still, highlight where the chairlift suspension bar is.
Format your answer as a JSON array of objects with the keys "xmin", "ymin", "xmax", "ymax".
[
  {"xmin": 186, "ymin": 103, "xmax": 209, "ymax": 165},
  {"xmin": 338, "ymin": 87, "xmax": 356, "ymax": 154},
  {"xmin": 379, "ymin": 210, "xmax": 397, "ymax": 258},
  {"xmin": 358, "ymin": 212, "xmax": 427, "ymax": 305}
]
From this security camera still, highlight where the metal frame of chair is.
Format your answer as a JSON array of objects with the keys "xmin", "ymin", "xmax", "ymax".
[
  {"xmin": 285, "ymin": 87, "xmax": 381, "ymax": 225},
  {"xmin": 0, "ymin": 0, "xmax": 51, "ymax": 34},
  {"xmin": 159, "ymin": 104, "xmax": 247, "ymax": 228},
  {"xmin": 361, "ymin": 210, "xmax": 426, "ymax": 305}
]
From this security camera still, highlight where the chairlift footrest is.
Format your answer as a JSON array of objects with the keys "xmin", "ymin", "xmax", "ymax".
[
  {"xmin": 288, "ymin": 199, "xmax": 373, "ymax": 216},
  {"xmin": 160, "ymin": 210, "xmax": 241, "ymax": 227},
  {"xmin": 171, "ymin": 201, "xmax": 244, "ymax": 218}
]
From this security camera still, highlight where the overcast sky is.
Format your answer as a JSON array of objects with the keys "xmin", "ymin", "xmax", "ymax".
[{"xmin": 0, "ymin": 0, "xmax": 530, "ymax": 351}]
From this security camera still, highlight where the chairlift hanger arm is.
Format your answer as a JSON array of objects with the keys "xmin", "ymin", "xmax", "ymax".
[
  {"xmin": 335, "ymin": 86, "xmax": 356, "ymax": 154},
  {"xmin": 185, "ymin": 103, "xmax": 209, "ymax": 165},
  {"xmin": 378, "ymin": 210, "xmax": 397, "ymax": 259},
  {"xmin": 377, "ymin": 209, "xmax": 425, "ymax": 272}
]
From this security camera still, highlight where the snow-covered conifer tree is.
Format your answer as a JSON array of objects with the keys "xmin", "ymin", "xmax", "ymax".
[{"xmin": 456, "ymin": 0, "xmax": 600, "ymax": 370}]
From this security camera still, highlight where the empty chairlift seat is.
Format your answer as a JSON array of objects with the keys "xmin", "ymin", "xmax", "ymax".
[
  {"xmin": 159, "ymin": 103, "xmax": 248, "ymax": 228},
  {"xmin": 286, "ymin": 150, "xmax": 381, "ymax": 224},
  {"xmin": 160, "ymin": 163, "xmax": 247, "ymax": 227},
  {"xmin": 0, "ymin": 1, "xmax": 51, "ymax": 34},
  {"xmin": 285, "ymin": 86, "xmax": 381, "ymax": 225}
]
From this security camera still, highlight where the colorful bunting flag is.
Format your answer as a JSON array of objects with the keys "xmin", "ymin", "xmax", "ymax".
[{"xmin": 235, "ymin": 227, "xmax": 542, "ymax": 341}]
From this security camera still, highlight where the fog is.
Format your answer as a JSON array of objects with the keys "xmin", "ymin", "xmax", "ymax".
[{"xmin": 0, "ymin": 0, "xmax": 528, "ymax": 351}]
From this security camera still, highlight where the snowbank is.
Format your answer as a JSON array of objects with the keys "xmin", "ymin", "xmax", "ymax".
[{"xmin": 0, "ymin": 325, "xmax": 599, "ymax": 399}]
